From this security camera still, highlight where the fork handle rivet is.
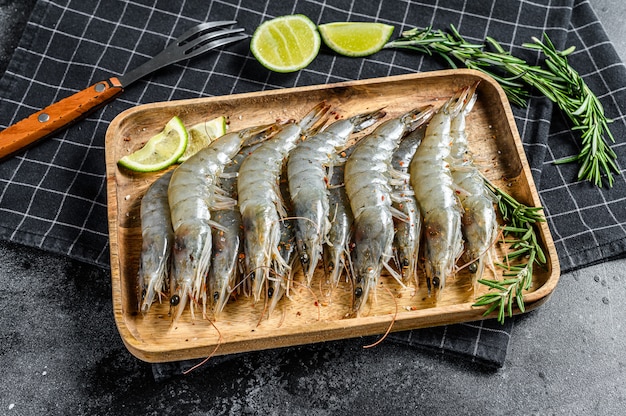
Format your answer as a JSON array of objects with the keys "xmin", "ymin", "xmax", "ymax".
[
  {"xmin": 38, "ymin": 113, "xmax": 50, "ymax": 123},
  {"xmin": 95, "ymin": 83, "xmax": 107, "ymax": 93}
]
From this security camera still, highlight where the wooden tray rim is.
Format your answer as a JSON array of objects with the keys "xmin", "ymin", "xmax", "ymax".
[{"xmin": 106, "ymin": 68, "xmax": 561, "ymax": 362}]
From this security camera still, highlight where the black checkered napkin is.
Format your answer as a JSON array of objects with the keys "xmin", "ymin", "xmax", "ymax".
[{"xmin": 2, "ymin": 0, "xmax": 625, "ymax": 368}]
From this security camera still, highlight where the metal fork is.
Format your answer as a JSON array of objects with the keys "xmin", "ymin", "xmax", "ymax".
[{"xmin": 0, "ymin": 21, "xmax": 248, "ymax": 160}]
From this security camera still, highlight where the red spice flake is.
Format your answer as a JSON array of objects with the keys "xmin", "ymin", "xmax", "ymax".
[
  {"xmin": 296, "ymin": 311, "xmax": 302, "ymax": 317},
  {"xmin": 340, "ymin": 151, "xmax": 347, "ymax": 157},
  {"xmin": 123, "ymin": 136, "xmax": 131, "ymax": 142},
  {"xmin": 410, "ymin": 306, "xmax": 418, "ymax": 311},
  {"xmin": 238, "ymin": 253, "xmax": 246, "ymax": 260},
  {"xmin": 399, "ymin": 161, "xmax": 405, "ymax": 167},
  {"xmin": 381, "ymin": 195, "xmax": 385, "ymax": 201},
  {"xmin": 314, "ymin": 301, "xmax": 319, "ymax": 307}
]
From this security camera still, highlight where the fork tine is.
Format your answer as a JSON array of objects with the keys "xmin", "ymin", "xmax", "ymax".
[
  {"xmin": 183, "ymin": 33, "xmax": 249, "ymax": 60},
  {"xmin": 180, "ymin": 27, "xmax": 246, "ymax": 55},
  {"xmin": 117, "ymin": 21, "xmax": 247, "ymax": 87},
  {"xmin": 176, "ymin": 20, "xmax": 238, "ymax": 43}
]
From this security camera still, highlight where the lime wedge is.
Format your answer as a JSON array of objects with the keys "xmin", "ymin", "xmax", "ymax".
[
  {"xmin": 118, "ymin": 116, "xmax": 188, "ymax": 172},
  {"xmin": 318, "ymin": 22, "xmax": 395, "ymax": 57},
  {"xmin": 250, "ymin": 14, "xmax": 321, "ymax": 73},
  {"xmin": 178, "ymin": 116, "xmax": 227, "ymax": 162}
]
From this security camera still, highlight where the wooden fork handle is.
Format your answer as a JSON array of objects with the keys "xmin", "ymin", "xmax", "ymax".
[{"xmin": 0, "ymin": 77, "xmax": 123, "ymax": 160}]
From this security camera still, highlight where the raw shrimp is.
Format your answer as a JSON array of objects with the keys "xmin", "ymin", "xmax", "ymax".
[
  {"xmin": 208, "ymin": 142, "xmax": 263, "ymax": 318},
  {"xmin": 323, "ymin": 163, "xmax": 354, "ymax": 288},
  {"xmin": 237, "ymin": 102, "xmax": 330, "ymax": 304},
  {"xmin": 168, "ymin": 125, "xmax": 274, "ymax": 323},
  {"xmin": 138, "ymin": 170, "xmax": 174, "ymax": 315},
  {"xmin": 266, "ymin": 163, "xmax": 298, "ymax": 318},
  {"xmin": 449, "ymin": 83, "xmax": 498, "ymax": 289},
  {"xmin": 410, "ymin": 92, "xmax": 466, "ymax": 299},
  {"xmin": 345, "ymin": 106, "xmax": 434, "ymax": 315},
  {"xmin": 287, "ymin": 109, "xmax": 385, "ymax": 286},
  {"xmin": 390, "ymin": 124, "xmax": 426, "ymax": 287}
]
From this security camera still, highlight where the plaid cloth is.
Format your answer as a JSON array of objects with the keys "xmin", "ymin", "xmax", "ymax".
[{"xmin": 1, "ymin": 0, "xmax": 624, "ymax": 368}]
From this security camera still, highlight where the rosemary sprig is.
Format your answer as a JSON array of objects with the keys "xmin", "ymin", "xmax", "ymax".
[
  {"xmin": 472, "ymin": 179, "xmax": 546, "ymax": 324},
  {"xmin": 523, "ymin": 35, "xmax": 618, "ymax": 187},
  {"xmin": 385, "ymin": 26, "xmax": 618, "ymax": 187}
]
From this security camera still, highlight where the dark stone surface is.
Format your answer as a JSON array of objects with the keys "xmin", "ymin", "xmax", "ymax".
[{"xmin": 1, "ymin": 1, "xmax": 626, "ymax": 415}]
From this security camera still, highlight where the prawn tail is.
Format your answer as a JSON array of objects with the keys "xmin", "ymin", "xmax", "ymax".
[
  {"xmin": 462, "ymin": 81, "xmax": 480, "ymax": 115},
  {"xmin": 240, "ymin": 123, "xmax": 282, "ymax": 148},
  {"xmin": 349, "ymin": 108, "xmax": 387, "ymax": 133},
  {"xmin": 401, "ymin": 105, "xmax": 435, "ymax": 131},
  {"xmin": 299, "ymin": 102, "xmax": 332, "ymax": 135}
]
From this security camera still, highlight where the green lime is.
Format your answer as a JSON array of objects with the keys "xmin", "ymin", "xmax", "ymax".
[
  {"xmin": 318, "ymin": 22, "xmax": 395, "ymax": 57},
  {"xmin": 178, "ymin": 116, "xmax": 227, "ymax": 162},
  {"xmin": 117, "ymin": 116, "xmax": 188, "ymax": 172},
  {"xmin": 250, "ymin": 14, "xmax": 321, "ymax": 73}
]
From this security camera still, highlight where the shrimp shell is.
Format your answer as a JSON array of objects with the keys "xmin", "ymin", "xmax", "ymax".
[
  {"xmin": 208, "ymin": 141, "xmax": 263, "ymax": 318},
  {"xmin": 266, "ymin": 162, "xmax": 299, "ymax": 318},
  {"xmin": 391, "ymin": 125, "xmax": 426, "ymax": 287},
  {"xmin": 168, "ymin": 125, "xmax": 274, "ymax": 322},
  {"xmin": 450, "ymin": 83, "xmax": 498, "ymax": 289},
  {"xmin": 138, "ymin": 170, "xmax": 174, "ymax": 315},
  {"xmin": 324, "ymin": 163, "xmax": 354, "ymax": 288},
  {"xmin": 287, "ymin": 109, "xmax": 385, "ymax": 286},
  {"xmin": 345, "ymin": 106, "xmax": 434, "ymax": 315},
  {"xmin": 237, "ymin": 102, "xmax": 330, "ymax": 304},
  {"xmin": 410, "ymin": 93, "xmax": 467, "ymax": 298}
]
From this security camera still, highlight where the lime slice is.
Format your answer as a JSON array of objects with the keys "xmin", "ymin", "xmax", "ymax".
[
  {"xmin": 250, "ymin": 14, "xmax": 321, "ymax": 73},
  {"xmin": 118, "ymin": 116, "xmax": 188, "ymax": 172},
  {"xmin": 318, "ymin": 22, "xmax": 395, "ymax": 57},
  {"xmin": 178, "ymin": 116, "xmax": 227, "ymax": 162}
]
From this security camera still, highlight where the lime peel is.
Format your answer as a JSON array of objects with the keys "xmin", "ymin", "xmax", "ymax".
[
  {"xmin": 117, "ymin": 116, "xmax": 188, "ymax": 172},
  {"xmin": 251, "ymin": 14, "xmax": 321, "ymax": 73},
  {"xmin": 318, "ymin": 22, "xmax": 395, "ymax": 57}
]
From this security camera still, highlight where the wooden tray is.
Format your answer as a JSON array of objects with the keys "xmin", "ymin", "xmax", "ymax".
[{"xmin": 105, "ymin": 69, "xmax": 560, "ymax": 363}]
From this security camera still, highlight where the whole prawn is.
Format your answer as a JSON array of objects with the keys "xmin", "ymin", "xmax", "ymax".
[
  {"xmin": 265, "ymin": 163, "xmax": 298, "ymax": 318},
  {"xmin": 449, "ymin": 83, "xmax": 498, "ymax": 289},
  {"xmin": 208, "ymin": 142, "xmax": 263, "ymax": 318},
  {"xmin": 287, "ymin": 109, "xmax": 385, "ymax": 286},
  {"xmin": 324, "ymin": 162, "xmax": 354, "ymax": 289},
  {"xmin": 138, "ymin": 170, "xmax": 174, "ymax": 315},
  {"xmin": 390, "ymin": 124, "xmax": 426, "ymax": 287},
  {"xmin": 168, "ymin": 125, "xmax": 273, "ymax": 323},
  {"xmin": 410, "ymin": 92, "xmax": 466, "ymax": 298},
  {"xmin": 237, "ymin": 102, "xmax": 330, "ymax": 304},
  {"xmin": 345, "ymin": 106, "xmax": 434, "ymax": 315}
]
